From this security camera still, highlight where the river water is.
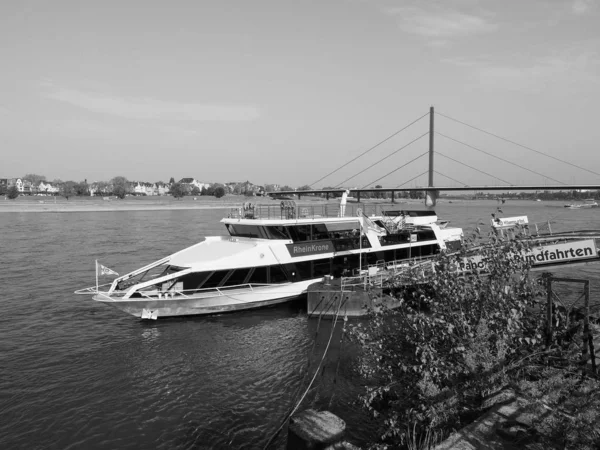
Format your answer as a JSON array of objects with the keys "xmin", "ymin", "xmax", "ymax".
[{"xmin": 1, "ymin": 200, "xmax": 599, "ymax": 449}]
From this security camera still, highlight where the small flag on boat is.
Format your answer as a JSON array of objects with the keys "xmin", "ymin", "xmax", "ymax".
[{"xmin": 98, "ymin": 263, "xmax": 119, "ymax": 276}]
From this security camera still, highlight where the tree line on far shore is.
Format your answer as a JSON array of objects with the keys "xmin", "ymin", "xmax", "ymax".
[{"xmin": 1, "ymin": 174, "xmax": 291, "ymax": 200}]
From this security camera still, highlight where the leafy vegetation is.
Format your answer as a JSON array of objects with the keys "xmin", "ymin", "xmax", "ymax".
[
  {"xmin": 170, "ymin": 182, "xmax": 186, "ymax": 199},
  {"xmin": 110, "ymin": 176, "xmax": 130, "ymax": 199},
  {"xmin": 7, "ymin": 185, "xmax": 19, "ymax": 199},
  {"xmin": 351, "ymin": 225, "xmax": 600, "ymax": 449},
  {"xmin": 59, "ymin": 181, "xmax": 76, "ymax": 200},
  {"xmin": 214, "ymin": 186, "xmax": 226, "ymax": 198}
]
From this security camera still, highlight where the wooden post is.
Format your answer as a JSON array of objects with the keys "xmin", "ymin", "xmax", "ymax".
[
  {"xmin": 546, "ymin": 274, "xmax": 553, "ymax": 346},
  {"xmin": 585, "ymin": 280, "xmax": 597, "ymax": 373}
]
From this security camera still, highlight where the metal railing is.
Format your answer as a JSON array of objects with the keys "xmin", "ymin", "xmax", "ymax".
[{"xmin": 226, "ymin": 203, "xmax": 395, "ymax": 220}]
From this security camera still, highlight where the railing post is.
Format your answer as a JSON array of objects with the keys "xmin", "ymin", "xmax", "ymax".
[
  {"xmin": 545, "ymin": 274, "xmax": 553, "ymax": 346},
  {"xmin": 584, "ymin": 280, "xmax": 597, "ymax": 373}
]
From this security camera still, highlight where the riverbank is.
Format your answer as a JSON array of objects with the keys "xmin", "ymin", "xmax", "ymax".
[
  {"xmin": 0, "ymin": 195, "xmax": 281, "ymax": 213},
  {"xmin": 0, "ymin": 195, "xmax": 425, "ymax": 213}
]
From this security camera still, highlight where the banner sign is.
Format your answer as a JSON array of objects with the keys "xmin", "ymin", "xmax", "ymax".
[
  {"xmin": 286, "ymin": 240, "xmax": 334, "ymax": 257},
  {"xmin": 491, "ymin": 216, "xmax": 528, "ymax": 229},
  {"xmin": 458, "ymin": 239, "xmax": 598, "ymax": 272}
]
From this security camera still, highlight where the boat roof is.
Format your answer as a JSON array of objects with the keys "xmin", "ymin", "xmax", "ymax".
[{"xmin": 169, "ymin": 237, "xmax": 260, "ymax": 268}]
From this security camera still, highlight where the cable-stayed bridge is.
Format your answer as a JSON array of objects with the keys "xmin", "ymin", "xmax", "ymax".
[{"xmin": 270, "ymin": 107, "xmax": 600, "ymax": 206}]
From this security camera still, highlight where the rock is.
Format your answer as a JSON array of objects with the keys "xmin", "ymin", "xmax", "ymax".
[{"xmin": 287, "ymin": 409, "xmax": 346, "ymax": 450}]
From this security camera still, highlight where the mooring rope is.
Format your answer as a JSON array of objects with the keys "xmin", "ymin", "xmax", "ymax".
[{"xmin": 263, "ymin": 296, "xmax": 346, "ymax": 449}]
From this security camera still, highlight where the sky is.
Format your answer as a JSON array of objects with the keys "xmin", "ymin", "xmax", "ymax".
[{"xmin": 1, "ymin": 0, "xmax": 600, "ymax": 188}]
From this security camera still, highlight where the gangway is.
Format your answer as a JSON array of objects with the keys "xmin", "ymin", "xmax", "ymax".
[{"xmin": 343, "ymin": 230, "xmax": 600, "ymax": 290}]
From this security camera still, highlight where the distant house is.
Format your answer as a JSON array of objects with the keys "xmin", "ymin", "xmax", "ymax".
[
  {"xmin": 38, "ymin": 181, "xmax": 59, "ymax": 195},
  {"xmin": 179, "ymin": 178, "xmax": 210, "ymax": 191},
  {"xmin": 8, "ymin": 178, "xmax": 25, "ymax": 192},
  {"xmin": 155, "ymin": 182, "xmax": 170, "ymax": 196}
]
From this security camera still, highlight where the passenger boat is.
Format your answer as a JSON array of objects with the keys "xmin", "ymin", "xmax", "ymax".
[
  {"xmin": 564, "ymin": 199, "xmax": 598, "ymax": 209},
  {"xmin": 75, "ymin": 201, "xmax": 463, "ymax": 319}
]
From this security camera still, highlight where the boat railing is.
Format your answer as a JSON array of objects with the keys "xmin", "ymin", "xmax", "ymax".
[
  {"xmin": 341, "ymin": 256, "xmax": 437, "ymax": 289},
  {"xmin": 226, "ymin": 202, "xmax": 400, "ymax": 221},
  {"xmin": 134, "ymin": 282, "xmax": 281, "ymax": 299}
]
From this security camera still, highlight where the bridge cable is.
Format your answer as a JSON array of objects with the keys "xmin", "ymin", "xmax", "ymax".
[
  {"xmin": 436, "ymin": 132, "xmax": 566, "ymax": 185},
  {"xmin": 436, "ymin": 151, "xmax": 513, "ymax": 185},
  {"xmin": 395, "ymin": 170, "xmax": 429, "ymax": 188},
  {"xmin": 336, "ymin": 132, "xmax": 429, "ymax": 188},
  {"xmin": 436, "ymin": 111, "xmax": 600, "ymax": 178},
  {"xmin": 362, "ymin": 152, "xmax": 429, "ymax": 188},
  {"xmin": 434, "ymin": 170, "xmax": 468, "ymax": 187},
  {"xmin": 308, "ymin": 112, "xmax": 429, "ymax": 187}
]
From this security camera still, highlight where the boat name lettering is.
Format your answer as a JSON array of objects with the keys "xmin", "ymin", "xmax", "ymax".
[{"xmin": 286, "ymin": 241, "xmax": 334, "ymax": 256}]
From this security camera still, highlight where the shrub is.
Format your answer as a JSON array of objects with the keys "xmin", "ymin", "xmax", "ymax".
[
  {"xmin": 351, "ymin": 225, "xmax": 546, "ymax": 445},
  {"xmin": 7, "ymin": 185, "xmax": 19, "ymax": 199}
]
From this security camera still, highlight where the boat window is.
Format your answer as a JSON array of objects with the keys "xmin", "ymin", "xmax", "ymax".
[
  {"xmin": 311, "ymin": 223, "xmax": 329, "ymax": 240},
  {"xmin": 367, "ymin": 252, "xmax": 382, "ymax": 265},
  {"xmin": 225, "ymin": 268, "xmax": 252, "ymax": 286},
  {"xmin": 203, "ymin": 270, "xmax": 231, "ymax": 288},
  {"xmin": 178, "ymin": 271, "xmax": 213, "ymax": 290},
  {"xmin": 383, "ymin": 210, "xmax": 436, "ymax": 217},
  {"xmin": 397, "ymin": 248, "xmax": 410, "ymax": 260},
  {"xmin": 420, "ymin": 244, "xmax": 437, "ymax": 257},
  {"xmin": 226, "ymin": 224, "xmax": 265, "ymax": 238},
  {"xmin": 313, "ymin": 259, "xmax": 332, "ymax": 277},
  {"xmin": 294, "ymin": 261, "xmax": 312, "ymax": 280},
  {"xmin": 416, "ymin": 229, "xmax": 436, "ymax": 241},
  {"xmin": 325, "ymin": 221, "xmax": 361, "ymax": 233},
  {"xmin": 287, "ymin": 225, "xmax": 312, "ymax": 242},
  {"xmin": 265, "ymin": 226, "xmax": 291, "ymax": 240},
  {"xmin": 270, "ymin": 265, "xmax": 289, "ymax": 283},
  {"xmin": 248, "ymin": 266, "xmax": 268, "ymax": 284}
]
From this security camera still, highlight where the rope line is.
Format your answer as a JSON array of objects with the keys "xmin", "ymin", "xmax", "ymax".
[
  {"xmin": 436, "ymin": 111, "xmax": 600, "ymax": 178},
  {"xmin": 362, "ymin": 152, "xmax": 429, "ymax": 188},
  {"xmin": 309, "ymin": 112, "xmax": 429, "ymax": 187},
  {"xmin": 336, "ymin": 132, "xmax": 429, "ymax": 188},
  {"xmin": 436, "ymin": 131, "xmax": 566, "ymax": 185},
  {"xmin": 436, "ymin": 151, "xmax": 513, "ymax": 185},
  {"xmin": 328, "ymin": 315, "xmax": 348, "ymax": 409},
  {"xmin": 434, "ymin": 170, "xmax": 468, "ymax": 187},
  {"xmin": 263, "ymin": 296, "xmax": 346, "ymax": 450},
  {"xmin": 395, "ymin": 170, "xmax": 429, "ymax": 188}
]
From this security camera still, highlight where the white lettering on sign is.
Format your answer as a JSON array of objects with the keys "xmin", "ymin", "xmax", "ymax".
[{"xmin": 457, "ymin": 239, "xmax": 598, "ymax": 272}]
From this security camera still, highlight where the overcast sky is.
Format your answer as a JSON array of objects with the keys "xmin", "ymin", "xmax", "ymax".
[{"xmin": 1, "ymin": 0, "xmax": 599, "ymax": 188}]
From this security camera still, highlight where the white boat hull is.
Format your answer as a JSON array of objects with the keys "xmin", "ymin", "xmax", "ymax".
[{"xmin": 93, "ymin": 281, "xmax": 316, "ymax": 318}]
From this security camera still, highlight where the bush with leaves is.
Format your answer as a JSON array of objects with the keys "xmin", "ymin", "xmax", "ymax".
[
  {"xmin": 7, "ymin": 185, "xmax": 19, "ymax": 199},
  {"xmin": 351, "ymin": 225, "xmax": 547, "ymax": 446},
  {"xmin": 170, "ymin": 182, "xmax": 186, "ymax": 199},
  {"xmin": 214, "ymin": 186, "xmax": 226, "ymax": 198}
]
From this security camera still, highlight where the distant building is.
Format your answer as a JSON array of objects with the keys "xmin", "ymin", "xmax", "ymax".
[
  {"xmin": 155, "ymin": 181, "xmax": 170, "ymax": 196},
  {"xmin": 38, "ymin": 181, "xmax": 59, "ymax": 195},
  {"xmin": 179, "ymin": 178, "xmax": 210, "ymax": 191}
]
